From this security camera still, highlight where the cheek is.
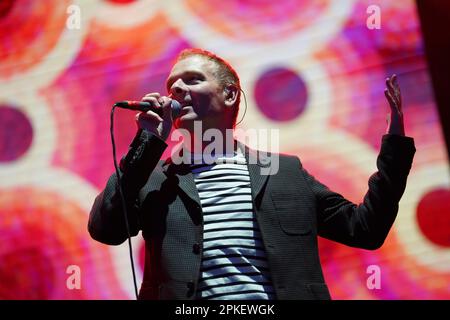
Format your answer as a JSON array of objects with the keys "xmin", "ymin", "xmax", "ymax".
[
  {"xmin": 193, "ymin": 92, "xmax": 216, "ymax": 108},
  {"xmin": 191, "ymin": 86, "xmax": 224, "ymax": 111}
]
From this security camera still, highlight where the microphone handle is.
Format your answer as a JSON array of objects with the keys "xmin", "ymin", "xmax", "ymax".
[
  {"xmin": 114, "ymin": 100, "xmax": 182, "ymax": 118},
  {"xmin": 114, "ymin": 101, "xmax": 163, "ymax": 115}
]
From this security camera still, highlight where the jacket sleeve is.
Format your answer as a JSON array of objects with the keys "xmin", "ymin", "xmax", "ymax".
[
  {"xmin": 302, "ymin": 134, "xmax": 416, "ymax": 250},
  {"xmin": 88, "ymin": 129, "xmax": 167, "ymax": 245}
]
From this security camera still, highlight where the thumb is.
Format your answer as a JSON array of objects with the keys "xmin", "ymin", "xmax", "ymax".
[{"xmin": 160, "ymin": 97, "xmax": 174, "ymax": 121}]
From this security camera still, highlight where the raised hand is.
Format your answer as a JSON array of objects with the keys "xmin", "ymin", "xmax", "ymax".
[{"xmin": 384, "ymin": 74, "xmax": 405, "ymax": 136}]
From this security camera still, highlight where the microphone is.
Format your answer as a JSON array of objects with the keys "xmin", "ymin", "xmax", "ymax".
[{"xmin": 114, "ymin": 100, "xmax": 182, "ymax": 118}]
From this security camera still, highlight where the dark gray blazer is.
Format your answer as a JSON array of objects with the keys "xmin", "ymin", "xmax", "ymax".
[{"xmin": 88, "ymin": 130, "xmax": 415, "ymax": 300}]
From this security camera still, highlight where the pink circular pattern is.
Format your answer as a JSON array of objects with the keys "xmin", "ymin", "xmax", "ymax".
[
  {"xmin": 0, "ymin": 105, "xmax": 33, "ymax": 162},
  {"xmin": 417, "ymin": 188, "xmax": 450, "ymax": 247},
  {"xmin": 254, "ymin": 67, "xmax": 308, "ymax": 122}
]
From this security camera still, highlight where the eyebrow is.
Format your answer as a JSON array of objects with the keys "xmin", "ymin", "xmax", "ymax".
[{"xmin": 166, "ymin": 71, "xmax": 205, "ymax": 91}]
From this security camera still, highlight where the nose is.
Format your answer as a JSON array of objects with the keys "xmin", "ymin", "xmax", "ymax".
[{"xmin": 170, "ymin": 79, "xmax": 187, "ymax": 98}]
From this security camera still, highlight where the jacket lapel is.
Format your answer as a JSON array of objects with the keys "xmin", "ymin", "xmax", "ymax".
[
  {"xmin": 248, "ymin": 163, "xmax": 269, "ymax": 202},
  {"xmin": 238, "ymin": 141, "xmax": 272, "ymax": 207},
  {"xmin": 162, "ymin": 161, "xmax": 202, "ymax": 208},
  {"xmin": 161, "ymin": 141, "xmax": 273, "ymax": 209}
]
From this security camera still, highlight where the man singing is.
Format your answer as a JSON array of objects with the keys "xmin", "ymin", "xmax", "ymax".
[{"xmin": 88, "ymin": 48, "xmax": 415, "ymax": 300}]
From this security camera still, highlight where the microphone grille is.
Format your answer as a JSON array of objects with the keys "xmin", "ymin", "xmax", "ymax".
[{"xmin": 171, "ymin": 100, "xmax": 182, "ymax": 118}]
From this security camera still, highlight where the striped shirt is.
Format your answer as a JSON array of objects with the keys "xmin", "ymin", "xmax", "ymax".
[{"xmin": 190, "ymin": 151, "xmax": 276, "ymax": 300}]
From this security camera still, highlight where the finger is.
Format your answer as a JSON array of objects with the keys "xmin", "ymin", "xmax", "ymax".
[
  {"xmin": 384, "ymin": 88, "xmax": 397, "ymax": 110},
  {"xmin": 392, "ymin": 75, "xmax": 400, "ymax": 96},
  {"xmin": 386, "ymin": 76, "xmax": 397, "ymax": 96},
  {"xmin": 390, "ymin": 73, "xmax": 396, "ymax": 84},
  {"xmin": 384, "ymin": 88, "xmax": 391, "ymax": 102},
  {"xmin": 394, "ymin": 88, "xmax": 401, "ymax": 109},
  {"xmin": 391, "ymin": 85, "xmax": 401, "ymax": 109},
  {"xmin": 143, "ymin": 92, "xmax": 161, "ymax": 99},
  {"xmin": 135, "ymin": 112, "xmax": 141, "ymax": 127},
  {"xmin": 386, "ymin": 91, "xmax": 402, "ymax": 116},
  {"xmin": 390, "ymin": 87, "xmax": 400, "ymax": 108},
  {"xmin": 392, "ymin": 74, "xmax": 397, "ymax": 83},
  {"xmin": 141, "ymin": 96, "xmax": 163, "ymax": 115},
  {"xmin": 391, "ymin": 75, "xmax": 399, "ymax": 93},
  {"xmin": 386, "ymin": 77, "xmax": 397, "ymax": 103},
  {"xmin": 393, "ymin": 76, "xmax": 402, "ymax": 108},
  {"xmin": 159, "ymin": 96, "xmax": 172, "ymax": 108},
  {"xmin": 138, "ymin": 110, "xmax": 163, "ymax": 123},
  {"xmin": 159, "ymin": 96, "xmax": 173, "ymax": 116},
  {"xmin": 389, "ymin": 74, "xmax": 399, "ymax": 93},
  {"xmin": 145, "ymin": 110, "xmax": 163, "ymax": 122},
  {"xmin": 386, "ymin": 76, "xmax": 393, "ymax": 89},
  {"xmin": 141, "ymin": 96, "xmax": 161, "ymax": 104},
  {"xmin": 142, "ymin": 93, "xmax": 163, "ymax": 107},
  {"xmin": 386, "ymin": 79, "xmax": 400, "ymax": 107}
]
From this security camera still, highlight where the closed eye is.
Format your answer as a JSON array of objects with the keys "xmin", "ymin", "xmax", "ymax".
[
  {"xmin": 185, "ymin": 75, "xmax": 203, "ymax": 84},
  {"xmin": 166, "ymin": 72, "xmax": 205, "ymax": 91}
]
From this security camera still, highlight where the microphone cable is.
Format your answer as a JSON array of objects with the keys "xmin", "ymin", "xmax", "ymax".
[
  {"xmin": 235, "ymin": 87, "xmax": 248, "ymax": 127},
  {"xmin": 110, "ymin": 105, "xmax": 139, "ymax": 300}
]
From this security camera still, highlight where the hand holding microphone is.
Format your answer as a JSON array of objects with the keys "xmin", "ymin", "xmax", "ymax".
[{"xmin": 115, "ymin": 93, "xmax": 181, "ymax": 141}]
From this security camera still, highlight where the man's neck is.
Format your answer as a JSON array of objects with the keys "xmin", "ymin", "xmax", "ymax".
[{"xmin": 182, "ymin": 129, "xmax": 237, "ymax": 156}]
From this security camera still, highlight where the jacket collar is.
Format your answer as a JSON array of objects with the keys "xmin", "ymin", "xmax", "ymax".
[
  {"xmin": 161, "ymin": 140, "xmax": 273, "ymax": 207},
  {"xmin": 161, "ymin": 140, "xmax": 272, "ymax": 169}
]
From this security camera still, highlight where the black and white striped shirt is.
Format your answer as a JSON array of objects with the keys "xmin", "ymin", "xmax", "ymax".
[{"xmin": 191, "ymin": 151, "xmax": 275, "ymax": 300}]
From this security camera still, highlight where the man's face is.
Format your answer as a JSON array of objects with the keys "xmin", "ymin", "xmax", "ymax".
[{"xmin": 166, "ymin": 55, "xmax": 233, "ymax": 132}]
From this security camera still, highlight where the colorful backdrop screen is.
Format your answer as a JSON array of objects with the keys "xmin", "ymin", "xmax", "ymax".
[{"xmin": 0, "ymin": 0, "xmax": 449, "ymax": 299}]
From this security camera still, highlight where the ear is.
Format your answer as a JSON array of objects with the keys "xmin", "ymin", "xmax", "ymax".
[{"xmin": 223, "ymin": 84, "xmax": 239, "ymax": 109}]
